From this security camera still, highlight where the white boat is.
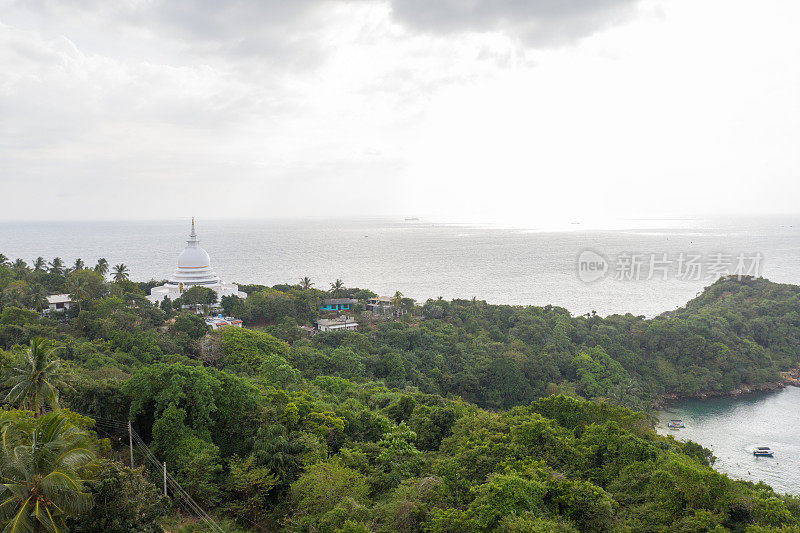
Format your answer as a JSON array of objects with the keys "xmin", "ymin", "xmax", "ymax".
[
  {"xmin": 667, "ymin": 419, "xmax": 685, "ymax": 429},
  {"xmin": 753, "ymin": 446, "xmax": 774, "ymax": 457}
]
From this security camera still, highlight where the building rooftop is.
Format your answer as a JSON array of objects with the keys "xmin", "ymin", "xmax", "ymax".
[
  {"xmin": 46, "ymin": 294, "xmax": 73, "ymax": 305},
  {"xmin": 322, "ymin": 298, "xmax": 359, "ymax": 305},
  {"xmin": 317, "ymin": 317, "xmax": 358, "ymax": 327},
  {"xmin": 205, "ymin": 316, "xmax": 243, "ymax": 326}
]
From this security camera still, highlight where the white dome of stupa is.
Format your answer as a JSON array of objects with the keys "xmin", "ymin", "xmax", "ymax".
[
  {"xmin": 147, "ymin": 218, "xmax": 247, "ymax": 305},
  {"xmin": 177, "ymin": 245, "xmax": 211, "ymax": 270},
  {"xmin": 166, "ymin": 219, "xmax": 221, "ymax": 287}
]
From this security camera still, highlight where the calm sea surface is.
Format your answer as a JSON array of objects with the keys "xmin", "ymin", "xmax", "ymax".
[
  {"xmin": 0, "ymin": 216, "xmax": 798, "ymax": 317},
  {"xmin": 657, "ymin": 386, "xmax": 800, "ymax": 495}
]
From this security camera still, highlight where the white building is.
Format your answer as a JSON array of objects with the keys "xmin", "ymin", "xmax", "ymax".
[
  {"xmin": 316, "ymin": 316, "xmax": 359, "ymax": 332},
  {"xmin": 205, "ymin": 315, "xmax": 244, "ymax": 330},
  {"xmin": 147, "ymin": 219, "xmax": 247, "ymax": 305},
  {"xmin": 366, "ymin": 296, "xmax": 394, "ymax": 315},
  {"xmin": 45, "ymin": 294, "xmax": 73, "ymax": 313}
]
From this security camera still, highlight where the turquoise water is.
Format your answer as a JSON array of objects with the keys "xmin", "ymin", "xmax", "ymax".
[{"xmin": 657, "ymin": 386, "xmax": 800, "ymax": 495}]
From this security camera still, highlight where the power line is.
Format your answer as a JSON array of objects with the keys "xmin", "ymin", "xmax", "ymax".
[
  {"xmin": 68, "ymin": 408, "xmax": 224, "ymax": 533},
  {"xmin": 128, "ymin": 424, "xmax": 223, "ymax": 533}
]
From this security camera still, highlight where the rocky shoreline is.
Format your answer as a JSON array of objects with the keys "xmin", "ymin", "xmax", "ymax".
[{"xmin": 653, "ymin": 367, "xmax": 800, "ymax": 409}]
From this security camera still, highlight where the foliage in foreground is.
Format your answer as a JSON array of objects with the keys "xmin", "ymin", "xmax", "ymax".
[
  {"xmin": 2, "ymin": 257, "xmax": 800, "ymax": 531},
  {"xmin": 0, "ymin": 410, "xmax": 97, "ymax": 532}
]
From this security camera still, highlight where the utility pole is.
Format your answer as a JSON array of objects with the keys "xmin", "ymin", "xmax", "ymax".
[
  {"xmin": 163, "ymin": 461, "xmax": 167, "ymax": 497},
  {"xmin": 128, "ymin": 421, "xmax": 134, "ymax": 468}
]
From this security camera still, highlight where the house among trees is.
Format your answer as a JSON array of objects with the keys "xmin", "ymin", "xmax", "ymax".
[
  {"xmin": 316, "ymin": 316, "xmax": 359, "ymax": 332},
  {"xmin": 298, "ymin": 325, "xmax": 316, "ymax": 336},
  {"xmin": 44, "ymin": 294, "xmax": 73, "ymax": 313},
  {"xmin": 204, "ymin": 315, "xmax": 244, "ymax": 330},
  {"xmin": 366, "ymin": 296, "xmax": 394, "ymax": 315},
  {"xmin": 320, "ymin": 298, "xmax": 358, "ymax": 312}
]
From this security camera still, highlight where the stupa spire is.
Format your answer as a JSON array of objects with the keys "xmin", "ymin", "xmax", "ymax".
[{"xmin": 188, "ymin": 217, "xmax": 198, "ymax": 246}]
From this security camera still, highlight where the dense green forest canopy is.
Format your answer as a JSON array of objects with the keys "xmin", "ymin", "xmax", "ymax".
[{"xmin": 1, "ymin": 254, "xmax": 799, "ymax": 531}]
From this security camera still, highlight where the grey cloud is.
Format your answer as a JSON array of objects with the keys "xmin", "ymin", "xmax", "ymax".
[
  {"xmin": 132, "ymin": 1, "xmax": 320, "ymax": 39},
  {"xmin": 8, "ymin": 0, "xmax": 327, "ymax": 60},
  {"xmin": 128, "ymin": 0, "xmax": 328, "ymax": 70},
  {"xmin": 388, "ymin": 0, "xmax": 641, "ymax": 46}
]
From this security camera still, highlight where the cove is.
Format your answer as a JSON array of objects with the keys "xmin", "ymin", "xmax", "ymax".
[{"xmin": 657, "ymin": 385, "xmax": 800, "ymax": 494}]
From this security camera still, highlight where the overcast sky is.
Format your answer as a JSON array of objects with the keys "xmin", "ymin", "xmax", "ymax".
[{"xmin": 1, "ymin": 0, "xmax": 799, "ymax": 225}]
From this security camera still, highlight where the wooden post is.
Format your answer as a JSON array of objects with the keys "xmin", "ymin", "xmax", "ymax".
[
  {"xmin": 163, "ymin": 461, "xmax": 167, "ymax": 497},
  {"xmin": 128, "ymin": 421, "xmax": 134, "ymax": 468}
]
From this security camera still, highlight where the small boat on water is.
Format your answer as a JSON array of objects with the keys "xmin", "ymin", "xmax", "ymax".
[
  {"xmin": 667, "ymin": 419, "xmax": 685, "ymax": 429},
  {"xmin": 753, "ymin": 447, "xmax": 774, "ymax": 457}
]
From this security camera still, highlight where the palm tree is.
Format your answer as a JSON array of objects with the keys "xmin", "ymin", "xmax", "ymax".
[
  {"xmin": 11, "ymin": 258, "xmax": 28, "ymax": 277},
  {"xmin": 49, "ymin": 257, "xmax": 64, "ymax": 275},
  {"xmin": 0, "ymin": 254, "xmax": 9, "ymax": 267},
  {"xmin": 299, "ymin": 276, "xmax": 314, "ymax": 290},
  {"xmin": 392, "ymin": 290, "xmax": 404, "ymax": 308},
  {"xmin": 72, "ymin": 258, "xmax": 85, "ymax": 271},
  {"xmin": 112, "ymin": 264, "xmax": 129, "ymax": 281},
  {"xmin": 330, "ymin": 279, "xmax": 344, "ymax": 297},
  {"xmin": 3, "ymin": 337, "xmax": 70, "ymax": 416},
  {"xmin": 27, "ymin": 286, "xmax": 48, "ymax": 313},
  {"xmin": 0, "ymin": 410, "xmax": 96, "ymax": 532},
  {"xmin": 33, "ymin": 257, "xmax": 46, "ymax": 272},
  {"xmin": 65, "ymin": 274, "xmax": 91, "ymax": 312},
  {"xmin": 94, "ymin": 257, "xmax": 109, "ymax": 276}
]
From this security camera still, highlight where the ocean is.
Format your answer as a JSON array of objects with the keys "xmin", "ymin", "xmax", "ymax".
[
  {"xmin": 658, "ymin": 387, "xmax": 800, "ymax": 495},
  {"xmin": 1, "ymin": 216, "xmax": 798, "ymax": 317}
]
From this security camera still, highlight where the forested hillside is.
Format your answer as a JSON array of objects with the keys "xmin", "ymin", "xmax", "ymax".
[{"xmin": 1, "ymin": 254, "xmax": 800, "ymax": 531}]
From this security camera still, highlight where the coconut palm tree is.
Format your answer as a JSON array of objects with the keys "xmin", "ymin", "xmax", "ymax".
[
  {"xmin": 27, "ymin": 286, "xmax": 48, "ymax": 313},
  {"xmin": 94, "ymin": 257, "xmax": 109, "ymax": 276},
  {"xmin": 0, "ymin": 254, "xmax": 9, "ymax": 267},
  {"xmin": 0, "ymin": 410, "xmax": 96, "ymax": 532},
  {"xmin": 112, "ymin": 264, "xmax": 129, "ymax": 281},
  {"xmin": 11, "ymin": 258, "xmax": 28, "ymax": 277},
  {"xmin": 3, "ymin": 337, "xmax": 70, "ymax": 416},
  {"xmin": 48, "ymin": 257, "xmax": 64, "ymax": 275},
  {"xmin": 65, "ymin": 274, "xmax": 91, "ymax": 312},
  {"xmin": 72, "ymin": 258, "xmax": 85, "ymax": 271},
  {"xmin": 329, "ymin": 279, "xmax": 345, "ymax": 297},
  {"xmin": 33, "ymin": 257, "xmax": 46, "ymax": 272},
  {"xmin": 299, "ymin": 276, "xmax": 314, "ymax": 290},
  {"xmin": 392, "ymin": 290, "xmax": 404, "ymax": 308}
]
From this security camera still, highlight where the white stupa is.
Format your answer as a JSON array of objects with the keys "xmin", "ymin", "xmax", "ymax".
[{"xmin": 147, "ymin": 219, "xmax": 247, "ymax": 305}]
